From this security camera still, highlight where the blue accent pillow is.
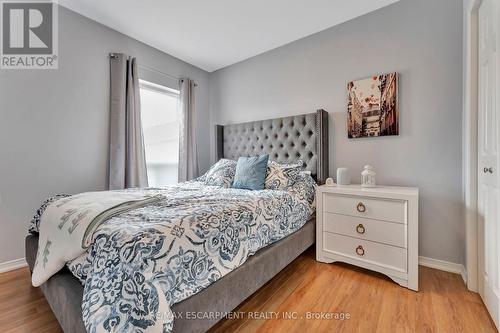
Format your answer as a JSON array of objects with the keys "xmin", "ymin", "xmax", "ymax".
[{"xmin": 232, "ymin": 155, "xmax": 270, "ymax": 190}]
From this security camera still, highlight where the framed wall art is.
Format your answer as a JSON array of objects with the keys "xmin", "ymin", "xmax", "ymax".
[{"xmin": 347, "ymin": 72, "xmax": 398, "ymax": 138}]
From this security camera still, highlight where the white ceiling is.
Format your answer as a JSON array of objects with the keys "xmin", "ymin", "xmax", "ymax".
[{"xmin": 59, "ymin": 0, "xmax": 399, "ymax": 72}]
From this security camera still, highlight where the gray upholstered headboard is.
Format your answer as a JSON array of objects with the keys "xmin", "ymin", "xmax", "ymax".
[{"xmin": 215, "ymin": 109, "xmax": 329, "ymax": 184}]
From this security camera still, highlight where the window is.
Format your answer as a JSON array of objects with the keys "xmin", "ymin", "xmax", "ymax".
[{"xmin": 139, "ymin": 80, "xmax": 180, "ymax": 187}]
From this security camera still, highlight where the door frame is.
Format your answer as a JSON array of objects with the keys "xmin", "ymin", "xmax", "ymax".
[{"xmin": 463, "ymin": 0, "xmax": 482, "ymax": 292}]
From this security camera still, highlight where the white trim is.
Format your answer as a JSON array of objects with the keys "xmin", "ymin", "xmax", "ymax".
[
  {"xmin": 461, "ymin": 266, "xmax": 468, "ymax": 285},
  {"xmin": 419, "ymin": 256, "xmax": 467, "ymax": 284},
  {"xmin": 463, "ymin": 0, "xmax": 482, "ymax": 293},
  {"xmin": 0, "ymin": 258, "xmax": 27, "ymax": 273},
  {"xmin": 139, "ymin": 79, "xmax": 180, "ymax": 97}
]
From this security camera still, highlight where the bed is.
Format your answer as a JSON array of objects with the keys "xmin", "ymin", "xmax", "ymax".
[{"xmin": 25, "ymin": 109, "xmax": 329, "ymax": 333}]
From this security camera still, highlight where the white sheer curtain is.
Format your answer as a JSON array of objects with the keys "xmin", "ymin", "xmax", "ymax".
[
  {"xmin": 108, "ymin": 53, "xmax": 148, "ymax": 189},
  {"xmin": 178, "ymin": 78, "xmax": 199, "ymax": 181}
]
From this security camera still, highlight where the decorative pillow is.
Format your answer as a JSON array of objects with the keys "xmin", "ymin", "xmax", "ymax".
[
  {"xmin": 265, "ymin": 160, "xmax": 303, "ymax": 190},
  {"xmin": 232, "ymin": 155, "xmax": 270, "ymax": 190},
  {"xmin": 287, "ymin": 171, "xmax": 317, "ymax": 206},
  {"xmin": 204, "ymin": 159, "xmax": 237, "ymax": 188}
]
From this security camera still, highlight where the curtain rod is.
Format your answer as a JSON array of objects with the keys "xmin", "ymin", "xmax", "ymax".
[{"xmin": 109, "ymin": 53, "xmax": 198, "ymax": 87}]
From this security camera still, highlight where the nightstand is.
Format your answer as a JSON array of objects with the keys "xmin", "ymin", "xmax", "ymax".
[{"xmin": 316, "ymin": 185, "xmax": 419, "ymax": 291}]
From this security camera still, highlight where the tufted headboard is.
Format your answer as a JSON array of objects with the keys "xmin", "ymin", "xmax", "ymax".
[{"xmin": 215, "ymin": 109, "xmax": 329, "ymax": 184}]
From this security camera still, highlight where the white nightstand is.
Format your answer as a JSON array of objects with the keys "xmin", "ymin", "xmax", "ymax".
[{"xmin": 316, "ymin": 185, "xmax": 419, "ymax": 291}]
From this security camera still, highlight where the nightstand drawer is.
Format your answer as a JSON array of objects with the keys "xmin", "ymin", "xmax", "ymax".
[
  {"xmin": 323, "ymin": 213, "xmax": 406, "ymax": 248},
  {"xmin": 323, "ymin": 193, "xmax": 406, "ymax": 224},
  {"xmin": 323, "ymin": 232, "xmax": 407, "ymax": 272}
]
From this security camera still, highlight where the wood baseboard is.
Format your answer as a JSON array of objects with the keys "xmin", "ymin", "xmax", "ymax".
[
  {"xmin": 419, "ymin": 256, "xmax": 467, "ymax": 284},
  {"xmin": 0, "ymin": 258, "xmax": 27, "ymax": 273}
]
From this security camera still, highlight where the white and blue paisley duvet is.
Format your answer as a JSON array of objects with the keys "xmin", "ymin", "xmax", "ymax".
[{"xmin": 29, "ymin": 175, "xmax": 316, "ymax": 333}]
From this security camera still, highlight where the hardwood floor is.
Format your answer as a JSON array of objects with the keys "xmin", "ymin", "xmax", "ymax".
[
  {"xmin": 0, "ymin": 248, "xmax": 496, "ymax": 333},
  {"xmin": 0, "ymin": 267, "xmax": 62, "ymax": 333}
]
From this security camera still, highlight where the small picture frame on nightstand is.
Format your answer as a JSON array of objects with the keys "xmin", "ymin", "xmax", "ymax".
[{"xmin": 325, "ymin": 177, "xmax": 335, "ymax": 186}]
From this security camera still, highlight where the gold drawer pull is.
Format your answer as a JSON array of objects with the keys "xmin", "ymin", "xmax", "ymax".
[
  {"xmin": 356, "ymin": 245, "xmax": 365, "ymax": 256},
  {"xmin": 356, "ymin": 224, "xmax": 366, "ymax": 234},
  {"xmin": 356, "ymin": 202, "xmax": 366, "ymax": 213}
]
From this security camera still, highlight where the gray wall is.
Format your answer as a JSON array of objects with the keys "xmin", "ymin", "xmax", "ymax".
[
  {"xmin": 210, "ymin": 0, "xmax": 464, "ymax": 263},
  {"xmin": 0, "ymin": 7, "xmax": 210, "ymax": 264}
]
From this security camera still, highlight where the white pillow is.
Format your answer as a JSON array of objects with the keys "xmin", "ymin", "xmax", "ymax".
[
  {"xmin": 203, "ymin": 159, "xmax": 237, "ymax": 188},
  {"xmin": 265, "ymin": 160, "xmax": 303, "ymax": 190}
]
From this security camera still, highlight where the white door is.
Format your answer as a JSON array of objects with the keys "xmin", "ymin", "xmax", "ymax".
[{"xmin": 478, "ymin": 0, "xmax": 500, "ymax": 329}]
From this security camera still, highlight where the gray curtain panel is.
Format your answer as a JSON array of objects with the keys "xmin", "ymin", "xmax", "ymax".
[
  {"xmin": 109, "ymin": 53, "xmax": 148, "ymax": 189},
  {"xmin": 178, "ymin": 78, "xmax": 199, "ymax": 181}
]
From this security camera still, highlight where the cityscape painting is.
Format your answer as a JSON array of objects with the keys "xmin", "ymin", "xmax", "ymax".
[{"xmin": 347, "ymin": 73, "xmax": 399, "ymax": 138}]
